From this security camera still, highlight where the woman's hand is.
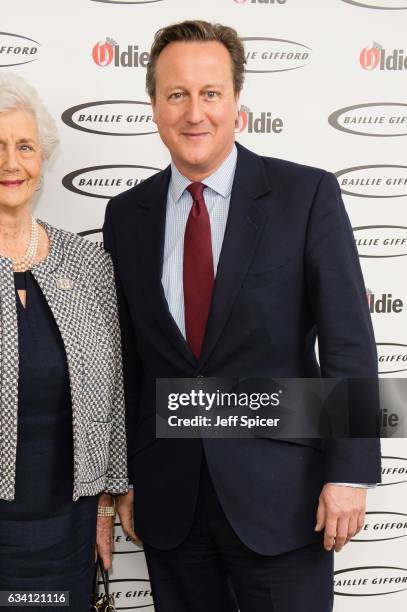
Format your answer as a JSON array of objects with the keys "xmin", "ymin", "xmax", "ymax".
[
  {"xmin": 96, "ymin": 493, "xmax": 115, "ymax": 570},
  {"xmin": 115, "ymin": 489, "xmax": 141, "ymax": 544}
]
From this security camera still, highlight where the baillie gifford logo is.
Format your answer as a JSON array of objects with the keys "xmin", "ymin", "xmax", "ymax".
[
  {"xmin": 92, "ymin": 37, "xmax": 150, "ymax": 68},
  {"xmin": 377, "ymin": 343, "xmax": 407, "ymax": 374},
  {"xmin": 102, "ymin": 579, "xmax": 153, "ymax": 608},
  {"xmin": 328, "ymin": 103, "xmax": 407, "ymax": 137},
  {"xmin": 380, "ymin": 456, "xmax": 407, "ymax": 486},
  {"xmin": 342, "ymin": 1, "xmax": 407, "ymax": 8},
  {"xmin": 360, "ymin": 42, "xmax": 407, "ymax": 70},
  {"xmin": 334, "ymin": 567, "xmax": 407, "ymax": 596},
  {"xmin": 236, "ymin": 105, "xmax": 284, "ymax": 134},
  {"xmin": 353, "ymin": 512, "xmax": 407, "ymax": 542},
  {"xmin": 0, "ymin": 32, "xmax": 41, "ymax": 67},
  {"xmin": 242, "ymin": 37, "xmax": 311, "ymax": 73},
  {"xmin": 61, "ymin": 101, "xmax": 156, "ymax": 136},
  {"xmin": 353, "ymin": 225, "xmax": 407, "ymax": 258},
  {"xmin": 62, "ymin": 164, "xmax": 161, "ymax": 199},
  {"xmin": 336, "ymin": 165, "xmax": 407, "ymax": 198},
  {"xmin": 112, "ymin": 521, "xmax": 144, "ymax": 554}
]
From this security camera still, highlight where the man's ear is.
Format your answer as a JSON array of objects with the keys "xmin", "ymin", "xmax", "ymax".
[
  {"xmin": 235, "ymin": 93, "xmax": 241, "ymax": 125},
  {"xmin": 151, "ymin": 98, "xmax": 157, "ymax": 124},
  {"xmin": 235, "ymin": 93, "xmax": 241, "ymax": 120}
]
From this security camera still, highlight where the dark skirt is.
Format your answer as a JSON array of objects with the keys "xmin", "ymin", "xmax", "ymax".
[
  {"xmin": 0, "ymin": 496, "xmax": 98, "ymax": 611},
  {"xmin": 0, "ymin": 272, "xmax": 99, "ymax": 611}
]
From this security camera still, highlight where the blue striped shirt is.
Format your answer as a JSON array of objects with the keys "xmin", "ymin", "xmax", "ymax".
[{"xmin": 162, "ymin": 145, "xmax": 238, "ymax": 338}]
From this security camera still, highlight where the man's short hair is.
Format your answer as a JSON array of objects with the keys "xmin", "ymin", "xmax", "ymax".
[{"xmin": 146, "ymin": 20, "xmax": 246, "ymax": 100}]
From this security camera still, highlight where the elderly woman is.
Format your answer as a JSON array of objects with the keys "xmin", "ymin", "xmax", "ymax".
[{"xmin": 0, "ymin": 72, "xmax": 127, "ymax": 610}]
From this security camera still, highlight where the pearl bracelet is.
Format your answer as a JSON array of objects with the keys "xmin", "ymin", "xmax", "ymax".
[{"xmin": 97, "ymin": 505, "xmax": 115, "ymax": 517}]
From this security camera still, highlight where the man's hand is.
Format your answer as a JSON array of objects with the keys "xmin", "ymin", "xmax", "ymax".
[
  {"xmin": 115, "ymin": 489, "xmax": 141, "ymax": 545},
  {"xmin": 315, "ymin": 484, "xmax": 367, "ymax": 552},
  {"xmin": 96, "ymin": 493, "xmax": 115, "ymax": 570}
]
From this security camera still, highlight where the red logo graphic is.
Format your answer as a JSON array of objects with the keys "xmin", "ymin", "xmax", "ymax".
[
  {"xmin": 360, "ymin": 43, "xmax": 382, "ymax": 70},
  {"xmin": 236, "ymin": 106, "xmax": 249, "ymax": 132},
  {"xmin": 92, "ymin": 40, "xmax": 115, "ymax": 66},
  {"xmin": 235, "ymin": 105, "xmax": 284, "ymax": 134}
]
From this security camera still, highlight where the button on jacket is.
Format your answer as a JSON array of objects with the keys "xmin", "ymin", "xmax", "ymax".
[{"xmin": 0, "ymin": 221, "xmax": 128, "ymax": 501}]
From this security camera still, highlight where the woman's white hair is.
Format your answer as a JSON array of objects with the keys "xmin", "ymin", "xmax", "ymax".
[{"xmin": 0, "ymin": 72, "xmax": 58, "ymax": 160}]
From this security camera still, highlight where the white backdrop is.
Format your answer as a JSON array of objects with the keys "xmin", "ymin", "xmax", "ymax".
[{"xmin": 2, "ymin": 0, "xmax": 407, "ymax": 609}]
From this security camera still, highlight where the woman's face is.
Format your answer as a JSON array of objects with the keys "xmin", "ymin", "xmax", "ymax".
[{"xmin": 0, "ymin": 108, "xmax": 42, "ymax": 212}]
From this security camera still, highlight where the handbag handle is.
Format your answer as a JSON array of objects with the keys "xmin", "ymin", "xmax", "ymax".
[
  {"xmin": 91, "ymin": 557, "xmax": 116, "ymax": 611},
  {"xmin": 97, "ymin": 557, "xmax": 110, "ymax": 598}
]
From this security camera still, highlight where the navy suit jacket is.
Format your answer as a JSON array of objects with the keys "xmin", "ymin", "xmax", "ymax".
[{"xmin": 103, "ymin": 142, "xmax": 381, "ymax": 555}]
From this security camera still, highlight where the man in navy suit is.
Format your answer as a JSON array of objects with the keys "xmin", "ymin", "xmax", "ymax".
[{"xmin": 103, "ymin": 20, "xmax": 380, "ymax": 612}]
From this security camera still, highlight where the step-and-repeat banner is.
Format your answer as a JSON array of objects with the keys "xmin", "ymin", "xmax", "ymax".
[{"xmin": 3, "ymin": 0, "xmax": 406, "ymax": 609}]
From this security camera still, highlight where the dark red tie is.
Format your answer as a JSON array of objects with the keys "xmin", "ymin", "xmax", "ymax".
[{"xmin": 183, "ymin": 182, "xmax": 214, "ymax": 358}]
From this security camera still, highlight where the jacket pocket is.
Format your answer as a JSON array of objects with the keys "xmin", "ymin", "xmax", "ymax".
[
  {"xmin": 244, "ymin": 259, "xmax": 293, "ymax": 289},
  {"xmin": 254, "ymin": 437, "xmax": 324, "ymax": 452},
  {"xmin": 82, "ymin": 420, "xmax": 112, "ymax": 483}
]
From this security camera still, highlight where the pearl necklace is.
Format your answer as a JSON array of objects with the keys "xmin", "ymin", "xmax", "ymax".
[{"xmin": 10, "ymin": 217, "xmax": 39, "ymax": 272}]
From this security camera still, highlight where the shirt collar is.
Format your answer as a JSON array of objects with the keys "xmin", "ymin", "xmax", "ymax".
[{"xmin": 170, "ymin": 144, "xmax": 238, "ymax": 203}]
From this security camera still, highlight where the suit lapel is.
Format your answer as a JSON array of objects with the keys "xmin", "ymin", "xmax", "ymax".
[
  {"xmin": 136, "ymin": 145, "xmax": 273, "ymax": 370},
  {"xmin": 31, "ymin": 224, "xmax": 85, "ymax": 420},
  {"xmin": 198, "ymin": 144, "xmax": 272, "ymax": 369},
  {"xmin": 135, "ymin": 168, "xmax": 196, "ymax": 367}
]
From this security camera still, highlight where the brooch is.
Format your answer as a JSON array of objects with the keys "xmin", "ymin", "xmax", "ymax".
[{"xmin": 56, "ymin": 277, "xmax": 74, "ymax": 290}]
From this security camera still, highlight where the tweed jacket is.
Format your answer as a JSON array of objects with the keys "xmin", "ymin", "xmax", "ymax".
[{"xmin": 0, "ymin": 220, "xmax": 128, "ymax": 501}]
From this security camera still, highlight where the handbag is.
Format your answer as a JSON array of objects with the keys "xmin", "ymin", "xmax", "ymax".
[{"xmin": 91, "ymin": 557, "xmax": 116, "ymax": 611}]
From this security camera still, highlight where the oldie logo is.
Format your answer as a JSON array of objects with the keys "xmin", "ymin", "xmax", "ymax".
[
  {"xmin": 377, "ymin": 343, "xmax": 407, "ymax": 374},
  {"xmin": 380, "ymin": 456, "xmax": 407, "ymax": 485},
  {"xmin": 61, "ymin": 101, "xmax": 156, "ymax": 136},
  {"xmin": 353, "ymin": 512, "xmax": 407, "ymax": 541},
  {"xmin": 241, "ymin": 37, "xmax": 311, "ymax": 72},
  {"xmin": 91, "ymin": 0, "xmax": 163, "ymax": 3},
  {"xmin": 336, "ymin": 165, "xmax": 407, "ymax": 198},
  {"xmin": 236, "ymin": 104, "xmax": 284, "ymax": 134},
  {"xmin": 328, "ymin": 103, "xmax": 407, "ymax": 137},
  {"xmin": 97, "ymin": 579, "xmax": 153, "ymax": 608},
  {"xmin": 366, "ymin": 289, "xmax": 404, "ymax": 314},
  {"xmin": 62, "ymin": 164, "xmax": 161, "ymax": 199},
  {"xmin": 353, "ymin": 226, "xmax": 407, "ymax": 258},
  {"xmin": 360, "ymin": 42, "xmax": 407, "ymax": 70},
  {"xmin": 334, "ymin": 567, "xmax": 407, "ymax": 596},
  {"xmin": 342, "ymin": 0, "xmax": 407, "ymax": 8},
  {"xmin": 92, "ymin": 37, "xmax": 149, "ymax": 68},
  {"xmin": 0, "ymin": 32, "xmax": 40, "ymax": 67}
]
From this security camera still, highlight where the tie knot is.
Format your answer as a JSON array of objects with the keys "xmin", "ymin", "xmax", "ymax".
[{"xmin": 187, "ymin": 182, "xmax": 205, "ymax": 201}]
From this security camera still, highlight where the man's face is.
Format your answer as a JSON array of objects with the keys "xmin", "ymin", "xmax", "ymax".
[{"xmin": 152, "ymin": 40, "xmax": 240, "ymax": 180}]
